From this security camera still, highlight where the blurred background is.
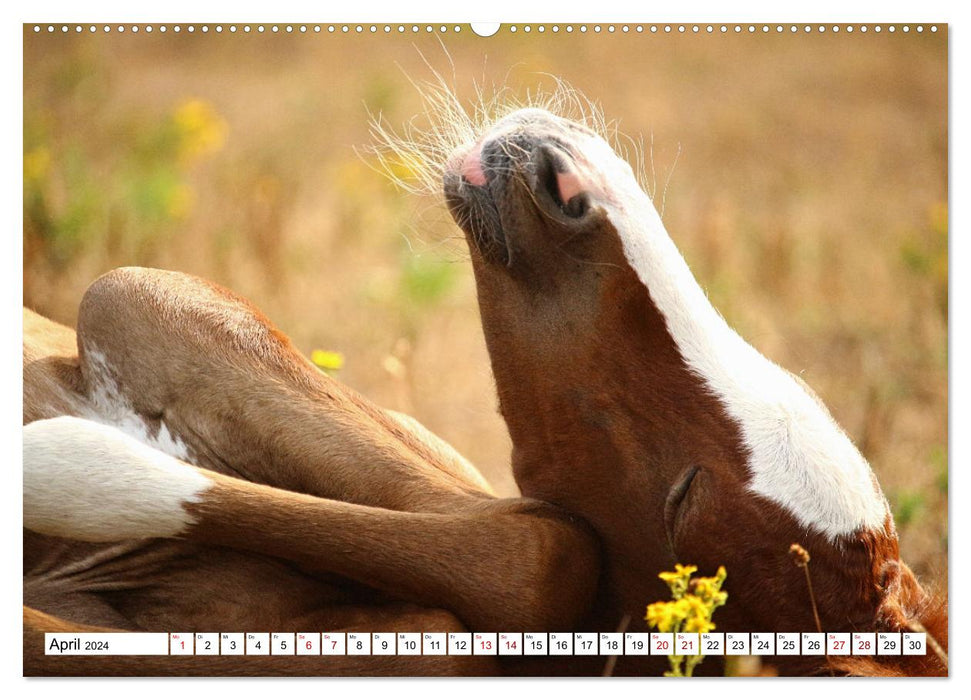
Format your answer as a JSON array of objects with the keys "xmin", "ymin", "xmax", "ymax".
[{"xmin": 23, "ymin": 25, "xmax": 947, "ymax": 582}]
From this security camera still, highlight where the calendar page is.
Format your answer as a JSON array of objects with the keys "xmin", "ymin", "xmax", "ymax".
[{"xmin": 22, "ymin": 17, "xmax": 948, "ymax": 679}]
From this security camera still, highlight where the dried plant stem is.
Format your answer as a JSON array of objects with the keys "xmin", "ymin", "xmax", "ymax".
[
  {"xmin": 908, "ymin": 620, "xmax": 948, "ymax": 670},
  {"xmin": 601, "ymin": 614, "xmax": 631, "ymax": 677},
  {"xmin": 801, "ymin": 564, "xmax": 823, "ymax": 636},
  {"xmin": 790, "ymin": 543, "xmax": 834, "ymax": 676}
]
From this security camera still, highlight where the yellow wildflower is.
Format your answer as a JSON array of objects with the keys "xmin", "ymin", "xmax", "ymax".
[
  {"xmin": 24, "ymin": 147, "xmax": 50, "ymax": 183},
  {"xmin": 645, "ymin": 601, "xmax": 679, "ymax": 633},
  {"xmin": 311, "ymin": 349, "xmax": 345, "ymax": 372},
  {"xmin": 673, "ymin": 597, "xmax": 692, "ymax": 618},
  {"xmin": 173, "ymin": 99, "xmax": 228, "ymax": 164},
  {"xmin": 646, "ymin": 564, "xmax": 728, "ymax": 677},
  {"xmin": 683, "ymin": 617, "xmax": 716, "ymax": 634},
  {"xmin": 691, "ymin": 577, "xmax": 728, "ymax": 607},
  {"xmin": 684, "ymin": 594, "xmax": 707, "ymax": 616},
  {"xmin": 658, "ymin": 563, "xmax": 697, "ymax": 598}
]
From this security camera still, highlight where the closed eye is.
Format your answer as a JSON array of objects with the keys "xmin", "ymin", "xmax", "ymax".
[{"xmin": 664, "ymin": 465, "xmax": 700, "ymax": 556}]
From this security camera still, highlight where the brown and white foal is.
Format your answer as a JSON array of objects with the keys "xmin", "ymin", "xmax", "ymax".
[
  {"xmin": 441, "ymin": 106, "xmax": 946, "ymax": 676},
  {"xmin": 23, "ymin": 105, "xmax": 945, "ymax": 676}
]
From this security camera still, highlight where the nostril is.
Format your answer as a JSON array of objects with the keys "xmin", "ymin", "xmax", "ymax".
[
  {"xmin": 556, "ymin": 170, "xmax": 583, "ymax": 204},
  {"xmin": 562, "ymin": 191, "xmax": 589, "ymax": 218},
  {"xmin": 535, "ymin": 144, "xmax": 588, "ymax": 218},
  {"xmin": 539, "ymin": 152, "xmax": 564, "ymax": 207}
]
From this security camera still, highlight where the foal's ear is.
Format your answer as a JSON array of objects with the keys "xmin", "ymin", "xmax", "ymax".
[
  {"xmin": 874, "ymin": 560, "xmax": 924, "ymax": 624},
  {"xmin": 877, "ymin": 561, "xmax": 946, "ymax": 641},
  {"xmin": 830, "ymin": 563, "xmax": 948, "ymax": 677}
]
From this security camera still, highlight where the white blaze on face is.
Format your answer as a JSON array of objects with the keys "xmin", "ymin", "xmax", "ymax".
[
  {"xmin": 570, "ymin": 130, "xmax": 889, "ymax": 541},
  {"xmin": 23, "ymin": 416, "xmax": 212, "ymax": 542}
]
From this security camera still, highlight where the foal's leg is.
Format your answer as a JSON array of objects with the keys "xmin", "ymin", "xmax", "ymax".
[
  {"xmin": 75, "ymin": 267, "xmax": 490, "ymax": 512},
  {"xmin": 31, "ymin": 269, "xmax": 600, "ymax": 633},
  {"xmin": 25, "ymin": 416, "xmax": 599, "ymax": 633}
]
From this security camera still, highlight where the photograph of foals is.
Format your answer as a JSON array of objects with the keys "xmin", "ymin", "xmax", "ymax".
[{"xmin": 22, "ymin": 23, "xmax": 947, "ymax": 677}]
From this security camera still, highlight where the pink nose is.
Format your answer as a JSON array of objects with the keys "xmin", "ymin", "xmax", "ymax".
[{"xmin": 461, "ymin": 143, "xmax": 487, "ymax": 186}]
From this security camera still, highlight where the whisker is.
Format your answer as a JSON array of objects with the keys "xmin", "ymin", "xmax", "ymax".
[
  {"xmin": 660, "ymin": 142, "xmax": 682, "ymax": 221},
  {"xmin": 649, "ymin": 131, "xmax": 658, "ymax": 201},
  {"xmin": 364, "ymin": 60, "xmax": 655, "ymax": 262},
  {"xmin": 365, "ymin": 62, "xmax": 638, "ymax": 202}
]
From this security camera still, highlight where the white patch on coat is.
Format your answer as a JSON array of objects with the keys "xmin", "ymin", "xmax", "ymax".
[
  {"xmin": 84, "ymin": 347, "xmax": 190, "ymax": 461},
  {"xmin": 572, "ymin": 130, "xmax": 889, "ymax": 540},
  {"xmin": 23, "ymin": 416, "xmax": 212, "ymax": 542}
]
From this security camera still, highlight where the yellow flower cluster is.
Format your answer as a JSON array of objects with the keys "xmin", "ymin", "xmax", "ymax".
[
  {"xmin": 173, "ymin": 99, "xmax": 228, "ymax": 164},
  {"xmin": 645, "ymin": 564, "xmax": 728, "ymax": 676},
  {"xmin": 657, "ymin": 563, "xmax": 697, "ymax": 600}
]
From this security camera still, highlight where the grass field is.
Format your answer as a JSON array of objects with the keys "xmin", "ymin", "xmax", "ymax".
[{"xmin": 23, "ymin": 25, "xmax": 947, "ymax": 583}]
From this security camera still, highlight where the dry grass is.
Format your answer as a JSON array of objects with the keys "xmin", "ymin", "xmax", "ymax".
[{"xmin": 23, "ymin": 27, "xmax": 947, "ymax": 581}]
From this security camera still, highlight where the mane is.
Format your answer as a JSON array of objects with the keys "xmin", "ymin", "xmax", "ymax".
[{"xmin": 365, "ymin": 71, "xmax": 650, "ymax": 199}]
